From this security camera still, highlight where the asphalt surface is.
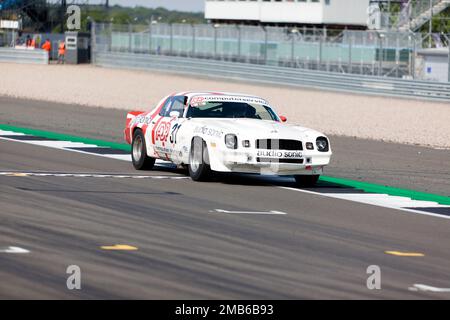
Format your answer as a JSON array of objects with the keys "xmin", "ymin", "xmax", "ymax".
[
  {"xmin": 1, "ymin": 96, "xmax": 449, "ymax": 196},
  {"xmin": 1, "ymin": 96, "xmax": 450, "ymax": 299},
  {"xmin": 2, "ymin": 138, "xmax": 450, "ymax": 299}
]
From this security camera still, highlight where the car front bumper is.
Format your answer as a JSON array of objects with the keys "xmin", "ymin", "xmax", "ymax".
[{"xmin": 209, "ymin": 148, "xmax": 332, "ymax": 175}]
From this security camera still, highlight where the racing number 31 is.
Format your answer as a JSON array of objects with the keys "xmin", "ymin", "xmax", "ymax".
[{"xmin": 170, "ymin": 123, "xmax": 182, "ymax": 144}]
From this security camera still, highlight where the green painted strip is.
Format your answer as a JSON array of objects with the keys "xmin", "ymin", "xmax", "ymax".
[
  {"xmin": 319, "ymin": 176, "xmax": 450, "ymax": 206},
  {"xmin": 2, "ymin": 124, "xmax": 450, "ymax": 205},
  {"xmin": 0, "ymin": 124, "xmax": 131, "ymax": 152}
]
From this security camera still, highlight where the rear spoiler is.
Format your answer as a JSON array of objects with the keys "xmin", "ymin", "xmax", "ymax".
[{"xmin": 124, "ymin": 110, "xmax": 145, "ymax": 144}]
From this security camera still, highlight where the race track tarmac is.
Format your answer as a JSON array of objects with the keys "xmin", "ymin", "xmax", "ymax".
[
  {"xmin": 1, "ymin": 96, "xmax": 450, "ymax": 299},
  {"xmin": 1, "ymin": 139, "xmax": 450, "ymax": 299}
]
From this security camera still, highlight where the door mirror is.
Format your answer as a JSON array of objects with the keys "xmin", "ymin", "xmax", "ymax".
[
  {"xmin": 280, "ymin": 115, "xmax": 287, "ymax": 122},
  {"xmin": 169, "ymin": 111, "xmax": 181, "ymax": 118}
]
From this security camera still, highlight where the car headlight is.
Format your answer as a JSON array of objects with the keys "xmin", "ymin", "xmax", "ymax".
[
  {"xmin": 225, "ymin": 134, "xmax": 238, "ymax": 149},
  {"xmin": 316, "ymin": 137, "xmax": 329, "ymax": 152}
]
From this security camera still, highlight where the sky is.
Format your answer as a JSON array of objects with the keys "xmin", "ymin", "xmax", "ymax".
[{"xmin": 90, "ymin": 0, "xmax": 205, "ymax": 12}]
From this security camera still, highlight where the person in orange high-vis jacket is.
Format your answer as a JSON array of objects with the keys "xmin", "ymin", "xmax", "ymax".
[
  {"xmin": 41, "ymin": 39, "xmax": 52, "ymax": 60},
  {"xmin": 58, "ymin": 41, "xmax": 66, "ymax": 64}
]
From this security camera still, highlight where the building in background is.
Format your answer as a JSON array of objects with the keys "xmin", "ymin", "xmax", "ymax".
[
  {"xmin": 415, "ymin": 48, "xmax": 449, "ymax": 82},
  {"xmin": 205, "ymin": 0, "xmax": 370, "ymax": 29}
]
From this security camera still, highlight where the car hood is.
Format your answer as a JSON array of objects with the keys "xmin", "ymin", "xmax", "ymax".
[{"xmin": 189, "ymin": 118, "xmax": 326, "ymax": 141}]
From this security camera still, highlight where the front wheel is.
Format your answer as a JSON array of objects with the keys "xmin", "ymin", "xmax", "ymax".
[
  {"xmin": 188, "ymin": 137, "xmax": 212, "ymax": 181},
  {"xmin": 294, "ymin": 175, "xmax": 319, "ymax": 187},
  {"xmin": 131, "ymin": 129, "xmax": 155, "ymax": 170}
]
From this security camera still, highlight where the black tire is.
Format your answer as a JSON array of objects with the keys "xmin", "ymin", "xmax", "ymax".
[
  {"xmin": 131, "ymin": 129, "xmax": 155, "ymax": 170},
  {"xmin": 188, "ymin": 137, "xmax": 212, "ymax": 181},
  {"xmin": 294, "ymin": 175, "xmax": 320, "ymax": 187}
]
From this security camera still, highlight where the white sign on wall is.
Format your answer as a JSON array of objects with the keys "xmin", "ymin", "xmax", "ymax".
[{"xmin": 0, "ymin": 20, "xmax": 21, "ymax": 30}]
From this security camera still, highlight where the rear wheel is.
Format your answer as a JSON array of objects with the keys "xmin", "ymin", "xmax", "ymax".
[
  {"xmin": 131, "ymin": 129, "xmax": 155, "ymax": 170},
  {"xmin": 188, "ymin": 137, "xmax": 211, "ymax": 181},
  {"xmin": 294, "ymin": 175, "xmax": 319, "ymax": 187}
]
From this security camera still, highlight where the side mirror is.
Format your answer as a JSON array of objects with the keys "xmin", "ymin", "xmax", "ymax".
[
  {"xmin": 169, "ymin": 111, "xmax": 181, "ymax": 118},
  {"xmin": 280, "ymin": 116, "xmax": 287, "ymax": 123}
]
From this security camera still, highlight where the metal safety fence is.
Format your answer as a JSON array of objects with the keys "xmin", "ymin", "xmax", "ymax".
[
  {"xmin": 93, "ymin": 22, "xmax": 427, "ymax": 79},
  {"xmin": 94, "ymin": 51, "xmax": 450, "ymax": 102},
  {"xmin": 0, "ymin": 47, "xmax": 48, "ymax": 64}
]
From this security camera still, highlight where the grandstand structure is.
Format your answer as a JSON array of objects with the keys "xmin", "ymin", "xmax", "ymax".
[
  {"xmin": 396, "ymin": 0, "xmax": 449, "ymax": 32},
  {"xmin": 369, "ymin": 0, "xmax": 449, "ymax": 48},
  {"xmin": 370, "ymin": 0, "xmax": 450, "ymax": 32}
]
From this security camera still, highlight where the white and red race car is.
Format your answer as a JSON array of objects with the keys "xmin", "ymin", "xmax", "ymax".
[{"xmin": 124, "ymin": 92, "xmax": 332, "ymax": 186}]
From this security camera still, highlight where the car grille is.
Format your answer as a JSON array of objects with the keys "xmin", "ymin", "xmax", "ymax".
[
  {"xmin": 256, "ymin": 139, "xmax": 303, "ymax": 151},
  {"xmin": 256, "ymin": 158, "xmax": 304, "ymax": 164}
]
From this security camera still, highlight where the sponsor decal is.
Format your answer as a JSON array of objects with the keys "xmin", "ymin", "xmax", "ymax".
[
  {"xmin": 191, "ymin": 95, "xmax": 269, "ymax": 106},
  {"xmin": 132, "ymin": 114, "xmax": 152, "ymax": 126},
  {"xmin": 194, "ymin": 126, "xmax": 223, "ymax": 138},
  {"xmin": 190, "ymin": 96, "xmax": 206, "ymax": 107},
  {"xmin": 155, "ymin": 121, "xmax": 172, "ymax": 142},
  {"xmin": 154, "ymin": 145, "xmax": 174, "ymax": 154},
  {"xmin": 284, "ymin": 151, "xmax": 304, "ymax": 158},
  {"xmin": 257, "ymin": 150, "xmax": 303, "ymax": 158}
]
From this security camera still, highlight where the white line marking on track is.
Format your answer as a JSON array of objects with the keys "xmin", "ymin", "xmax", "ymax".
[
  {"xmin": 409, "ymin": 284, "xmax": 450, "ymax": 293},
  {"xmin": 0, "ymin": 135, "xmax": 133, "ymax": 162},
  {"xmin": 0, "ymin": 246, "xmax": 30, "ymax": 254},
  {"xmin": 2, "ymin": 130, "xmax": 450, "ymax": 220},
  {"xmin": 0, "ymin": 130, "xmax": 26, "ymax": 136},
  {"xmin": 323, "ymin": 193, "xmax": 448, "ymax": 208},
  {"xmin": 0, "ymin": 172, "xmax": 189, "ymax": 180},
  {"xmin": 212, "ymin": 209, "xmax": 287, "ymax": 215},
  {"xmin": 0, "ymin": 134, "xmax": 177, "ymax": 165},
  {"xmin": 278, "ymin": 186, "xmax": 450, "ymax": 220},
  {"xmin": 24, "ymin": 140, "xmax": 100, "ymax": 149}
]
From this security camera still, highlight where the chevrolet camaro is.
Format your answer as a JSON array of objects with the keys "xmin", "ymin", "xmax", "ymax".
[{"xmin": 124, "ymin": 92, "xmax": 332, "ymax": 186}]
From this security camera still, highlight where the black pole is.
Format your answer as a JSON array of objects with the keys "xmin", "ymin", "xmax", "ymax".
[
  {"xmin": 105, "ymin": 0, "xmax": 110, "ymax": 20},
  {"xmin": 61, "ymin": 0, "xmax": 67, "ymax": 33}
]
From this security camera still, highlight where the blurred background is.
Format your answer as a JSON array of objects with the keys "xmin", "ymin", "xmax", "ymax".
[{"xmin": 0, "ymin": 0, "xmax": 449, "ymax": 81}]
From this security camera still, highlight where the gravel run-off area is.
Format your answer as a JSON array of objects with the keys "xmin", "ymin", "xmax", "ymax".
[{"xmin": 1, "ymin": 63, "xmax": 449, "ymax": 149}]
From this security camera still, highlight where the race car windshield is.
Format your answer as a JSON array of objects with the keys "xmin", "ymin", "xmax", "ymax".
[{"xmin": 186, "ymin": 102, "xmax": 278, "ymax": 121}]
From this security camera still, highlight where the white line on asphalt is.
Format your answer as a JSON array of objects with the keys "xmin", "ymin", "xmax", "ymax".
[
  {"xmin": 0, "ymin": 135, "xmax": 133, "ymax": 162},
  {"xmin": 0, "ymin": 135, "xmax": 177, "ymax": 165},
  {"xmin": 278, "ymin": 186, "xmax": 450, "ymax": 220},
  {"xmin": 0, "ymin": 246, "xmax": 30, "ymax": 254},
  {"xmin": 409, "ymin": 284, "xmax": 450, "ymax": 293},
  {"xmin": 0, "ymin": 130, "xmax": 26, "ymax": 136},
  {"xmin": 0, "ymin": 172, "xmax": 189, "ymax": 180},
  {"xmin": 212, "ymin": 209, "xmax": 287, "ymax": 215},
  {"xmin": 2, "ymin": 131, "xmax": 450, "ymax": 220}
]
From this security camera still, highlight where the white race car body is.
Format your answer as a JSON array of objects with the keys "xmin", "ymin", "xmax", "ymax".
[{"xmin": 124, "ymin": 92, "xmax": 332, "ymax": 177}]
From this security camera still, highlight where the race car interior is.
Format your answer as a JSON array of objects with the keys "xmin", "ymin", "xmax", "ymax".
[{"xmin": 187, "ymin": 102, "xmax": 278, "ymax": 120}]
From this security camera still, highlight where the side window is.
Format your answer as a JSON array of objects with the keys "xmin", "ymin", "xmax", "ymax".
[
  {"xmin": 167, "ymin": 96, "xmax": 186, "ymax": 117},
  {"xmin": 159, "ymin": 97, "xmax": 173, "ymax": 117}
]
